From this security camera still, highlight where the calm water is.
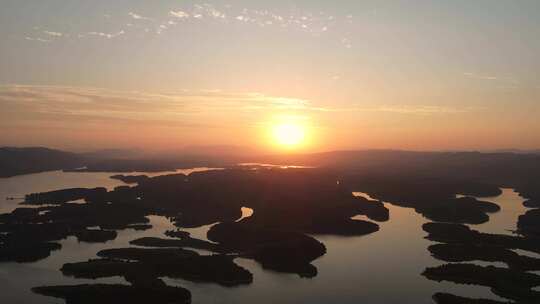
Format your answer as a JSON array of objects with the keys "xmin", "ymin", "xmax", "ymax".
[{"xmin": 0, "ymin": 171, "xmax": 531, "ymax": 304}]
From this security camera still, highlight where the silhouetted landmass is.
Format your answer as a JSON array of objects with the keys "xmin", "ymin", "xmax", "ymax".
[
  {"xmin": 0, "ymin": 147, "xmax": 84, "ymax": 177},
  {"xmin": 263, "ymin": 150, "xmax": 540, "ymax": 187},
  {"xmin": 0, "ymin": 241, "xmax": 61, "ymax": 263},
  {"xmin": 110, "ymin": 174, "xmax": 150, "ymax": 184},
  {"xmin": 13, "ymin": 201, "xmax": 149, "ymax": 230},
  {"xmin": 130, "ymin": 237, "xmax": 225, "ymax": 253},
  {"xmin": 0, "ymin": 200, "xmax": 151, "ymax": 263},
  {"xmin": 517, "ymin": 209, "xmax": 540, "ymax": 237},
  {"xmin": 424, "ymin": 222, "xmax": 540, "ymax": 302},
  {"xmin": 0, "ymin": 221, "xmax": 72, "ymax": 243},
  {"xmin": 7, "ymin": 161, "xmax": 539, "ymax": 302},
  {"xmin": 64, "ymin": 158, "xmax": 218, "ymax": 173},
  {"xmin": 347, "ymin": 178, "xmax": 503, "ymax": 202},
  {"xmin": 61, "ymin": 252, "xmax": 253, "ymax": 287},
  {"xmin": 423, "ymin": 222, "xmax": 540, "ymax": 254},
  {"xmin": 125, "ymin": 224, "xmax": 153, "ymax": 231},
  {"xmin": 208, "ymin": 222, "xmax": 326, "ymax": 277},
  {"xmin": 73, "ymin": 229, "xmax": 117, "ymax": 243},
  {"xmin": 129, "ymin": 169, "xmax": 387, "ymax": 234},
  {"xmin": 127, "ymin": 169, "xmax": 378, "ymax": 276},
  {"xmin": 0, "ymin": 146, "xmax": 230, "ymax": 177},
  {"xmin": 97, "ymin": 247, "xmax": 198, "ymax": 261},
  {"xmin": 432, "ymin": 292, "xmax": 511, "ymax": 304},
  {"xmin": 262, "ymin": 151, "xmax": 540, "ymax": 217},
  {"xmin": 303, "ymin": 217, "xmax": 380, "ymax": 236},
  {"xmin": 516, "ymin": 183, "xmax": 540, "ymax": 206},
  {"xmin": 131, "ymin": 226, "xmax": 327, "ymax": 278},
  {"xmin": 32, "ymin": 280, "xmax": 191, "ymax": 304},
  {"xmin": 0, "ymin": 220, "xmax": 114, "ymax": 262},
  {"xmin": 5, "ymin": 147, "xmax": 537, "ymax": 189},
  {"xmin": 164, "ymin": 229, "xmax": 191, "ymax": 238},
  {"xmin": 428, "ymin": 243, "xmax": 540, "ymax": 271},
  {"xmin": 80, "ymin": 148, "xmax": 144, "ymax": 160},
  {"xmin": 423, "ymin": 264, "xmax": 540, "ymax": 302},
  {"xmin": 343, "ymin": 176, "xmax": 501, "ymax": 224},
  {"xmin": 523, "ymin": 200, "xmax": 540, "ymax": 208},
  {"xmin": 420, "ymin": 197, "xmax": 499, "ymax": 224},
  {"xmin": 4, "ymin": 148, "xmax": 540, "ymax": 200},
  {"xmin": 24, "ymin": 187, "xmax": 107, "ymax": 205},
  {"xmin": 2, "ymin": 168, "xmax": 386, "ymax": 282}
]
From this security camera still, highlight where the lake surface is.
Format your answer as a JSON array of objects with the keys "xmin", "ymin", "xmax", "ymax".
[{"xmin": 0, "ymin": 170, "xmax": 530, "ymax": 303}]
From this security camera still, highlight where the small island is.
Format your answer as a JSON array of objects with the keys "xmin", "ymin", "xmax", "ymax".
[
  {"xmin": 423, "ymin": 263, "xmax": 540, "ymax": 302},
  {"xmin": 32, "ymin": 280, "xmax": 191, "ymax": 304},
  {"xmin": 432, "ymin": 292, "xmax": 511, "ymax": 304},
  {"xmin": 428, "ymin": 243, "xmax": 540, "ymax": 271}
]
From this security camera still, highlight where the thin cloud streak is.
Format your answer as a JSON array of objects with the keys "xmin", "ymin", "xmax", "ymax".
[
  {"xmin": 463, "ymin": 72, "xmax": 499, "ymax": 81},
  {"xmin": 43, "ymin": 31, "xmax": 63, "ymax": 37},
  {"xmin": 463, "ymin": 72, "xmax": 519, "ymax": 89},
  {"xmin": 0, "ymin": 85, "xmax": 311, "ymax": 122},
  {"xmin": 25, "ymin": 37, "xmax": 51, "ymax": 42},
  {"xmin": 0, "ymin": 85, "xmax": 475, "ymax": 121},
  {"xmin": 86, "ymin": 30, "xmax": 125, "ymax": 39},
  {"xmin": 170, "ymin": 10, "xmax": 190, "ymax": 19},
  {"xmin": 128, "ymin": 12, "xmax": 152, "ymax": 21}
]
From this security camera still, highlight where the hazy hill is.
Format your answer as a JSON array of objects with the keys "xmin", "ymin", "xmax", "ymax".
[
  {"xmin": 2, "ymin": 147, "xmax": 540, "ymax": 188},
  {"xmin": 0, "ymin": 147, "xmax": 84, "ymax": 177},
  {"xmin": 80, "ymin": 148, "xmax": 145, "ymax": 160},
  {"xmin": 256, "ymin": 150, "xmax": 540, "ymax": 186}
]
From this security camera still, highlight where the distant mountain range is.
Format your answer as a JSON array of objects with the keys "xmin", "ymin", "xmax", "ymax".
[
  {"xmin": 0, "ymin": 147, "xmax": 84, "ymax": 177},
  {"xmin": 79, "ymin": 148, "xmax": 145, "ymax": 160},
  {"xmin": 1, "ymin": 146, "xmax": 540, "ymax": 179},
  {"xmin": 258, "ymin": 149, "xmax": 540, "ymax": 183},
  {"xmin": 0, "ymin": 146, "xmax": 247, "ymax": 177},
  {"xmin": 488, "ymin": 149, "xmax": 540, "ymax": 154}
]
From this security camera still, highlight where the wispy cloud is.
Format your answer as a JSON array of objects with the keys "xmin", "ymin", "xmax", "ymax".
[
  {"xmin": 463, "ymin": 72, "xmax": 519, "ymax": 89},
  {"xmin": 370, "ymin": 105, "xmax": 474, "ymax": 114},
  {"xmin": 128, "ymin": 12, "xmax": 152, "ymax": 21},
  {"xmin": 86, "ymin": 30, "xmax": 125, "ymax": 39},
  {"xmin": 0, "ymin": 85, "xmax": 313, "ymax": 125},
  {"xmin": 294, "ymin": 104, "xmax": 476, "ymax": 115},
  {"xmin": 43, "ymin": 30, "xmax": 63, "ymax": 37},
  {"xmin": 463, "ymin": 72, "xmax": 499, "ymax": 81},
  {"xmin": 24, "ymin": 29, "xmax": 64, "ymax": 43},
  {"xmin": 0, "ymin": 85, "xmax": 472, "ymax": 125},
  {"xmin": 170, "ymin": 10, "xmax": 190, "ymax": 19},
  {"xmin": 25, "ymin": 37, "xmax": 51, "ymax": 43},
  {"xmin": 23, "ymin": 4, "xmax": 355, "ymax": 48}
]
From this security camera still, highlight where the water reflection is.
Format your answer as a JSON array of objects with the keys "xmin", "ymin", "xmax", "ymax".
[
  {"xmin": 169, "ymin": 192, "xmax": 513, "ymax": 304},
  {"xmin": 237, "ymin": 207, "xmax": 254, "ymax": 222},
  {"xmin": 467, "ymin": 188, "xmax": 527, "ymax": 236}
]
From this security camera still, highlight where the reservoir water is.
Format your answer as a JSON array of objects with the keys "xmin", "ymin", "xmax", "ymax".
[{"xmin": 0, "ymin": 170, "xmax": 530, "ymax": 303}]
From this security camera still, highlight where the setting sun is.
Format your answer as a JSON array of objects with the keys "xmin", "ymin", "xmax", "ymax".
[
  {"xmin": 3, "ymin": 2, "xmax": 540, "ymax": 304},
  {"xmin": 272, "ymin": 123, "xmax": 306, "ymax": 148}
]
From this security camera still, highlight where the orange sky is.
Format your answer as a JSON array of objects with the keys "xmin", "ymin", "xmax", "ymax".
[{"xmin": 1, "ymin": 1, "xmax": 539, "ymax": 152}]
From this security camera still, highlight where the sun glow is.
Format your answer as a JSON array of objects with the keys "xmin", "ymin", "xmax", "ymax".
[{"xmin": 272, "ymin": 123, "xmax": 307, "ymax": 148}]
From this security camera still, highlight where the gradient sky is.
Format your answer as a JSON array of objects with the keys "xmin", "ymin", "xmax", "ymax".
[{"xmin": 1, "ymin": 0, "xmax": 539, "ymax": 152}]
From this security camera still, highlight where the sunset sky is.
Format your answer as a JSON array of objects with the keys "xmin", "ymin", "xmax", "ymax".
[{"xmin": 1, "ymin": 0, "xmax": 539, "ymax": 152}]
